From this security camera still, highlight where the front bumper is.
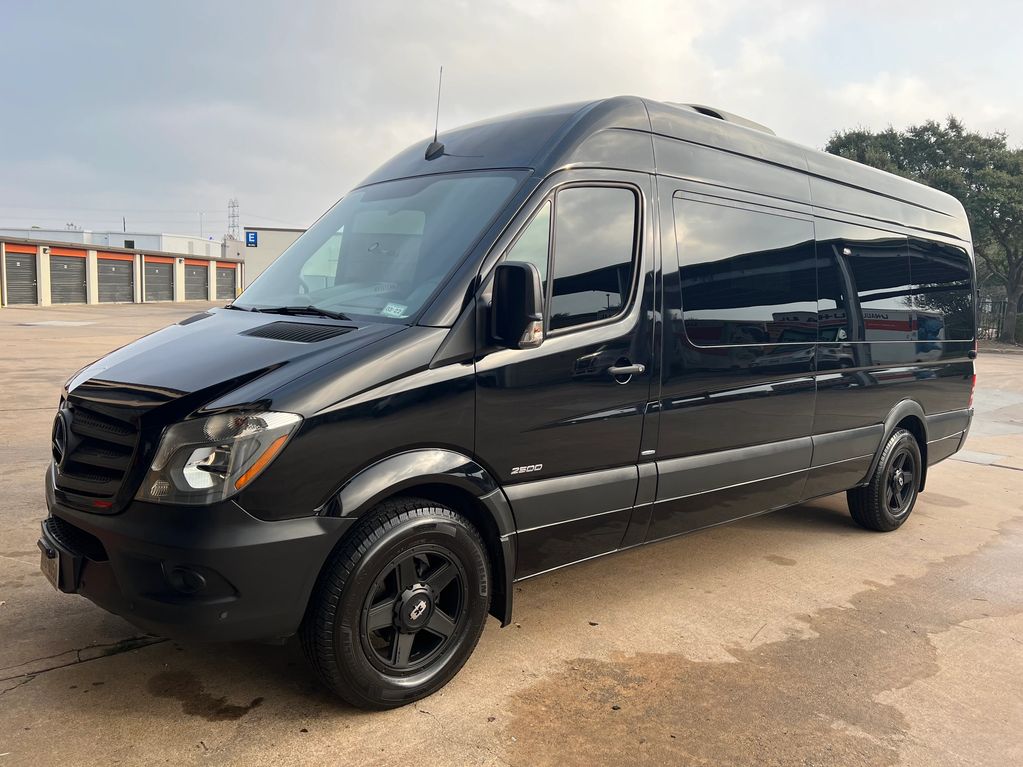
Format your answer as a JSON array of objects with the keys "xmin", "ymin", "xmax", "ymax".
[{"xmin": 41, "ymin": 466, "xmax": 352, "ymax": 642}]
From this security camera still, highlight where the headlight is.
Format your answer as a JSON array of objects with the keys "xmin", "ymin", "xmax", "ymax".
[{"xmin": 136, "ymin": 411, "xmax": 302, "ymax": 505}]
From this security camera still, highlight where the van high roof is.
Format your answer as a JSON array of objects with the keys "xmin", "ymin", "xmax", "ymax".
[{"xmin": 360, "ymin": 95, "xmax": 969, "ymax": 243}]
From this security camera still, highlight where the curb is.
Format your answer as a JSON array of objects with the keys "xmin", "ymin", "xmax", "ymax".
[{"xmin": 979, "ymin": 347, "xmax": 1023, "ymax": 355}]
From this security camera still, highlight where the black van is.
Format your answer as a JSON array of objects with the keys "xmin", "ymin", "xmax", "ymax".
[{"xmin": 39, "ymin": 97, "xmax": 976, "ymax": 708}]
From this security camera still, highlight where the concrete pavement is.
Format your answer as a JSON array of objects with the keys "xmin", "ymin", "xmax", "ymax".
[{"xmin": 1, "ymin": 303, "xmax": 1021, "ymax": 766}]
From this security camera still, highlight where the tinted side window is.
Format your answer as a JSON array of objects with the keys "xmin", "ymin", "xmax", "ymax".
[
  {"xmin": 674, "ymin": 199, "xmax": 816, "ymax": 346},
  {"xmin": 817, "ymin": 233, "xmax": 913, "ymax": 341},
  {"xmin": 505, "ymin": 201, "xmax": 551, "ymax": 296},
  {"xmin": 909, "ymin": 240, "xmax": 975, "ymax": 341},
  {"xmin": 549, "ymin": 187, "xmax": 638, "ymax": 331}
]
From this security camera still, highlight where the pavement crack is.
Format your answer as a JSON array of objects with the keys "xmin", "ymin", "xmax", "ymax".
[
  {"xmin": 749, "ymin": 622, "xmax": 767, "ymax": 643},
  {"xmin": 0, "ymin": 555, "xmax": 37, "ymax": 567},
  {"xmin": 0, "ymin": 675, "xmax": 37, "ymax": 697},
  {"xmin": 0, "ymin": 636, "xmax": 167, "ymax": 682},
  {"xmin": 0, "ymin": 648, "xmax": 78, "ymax": 675}
]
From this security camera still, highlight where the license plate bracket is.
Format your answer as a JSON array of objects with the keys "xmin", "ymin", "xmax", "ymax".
[
  {"xmin": 40, "ymin": 544, "xmax": 61, "ymax": 593},
  {"xmin": 39, "ymin": 540, "xmax": 61, "ymax": 591}
]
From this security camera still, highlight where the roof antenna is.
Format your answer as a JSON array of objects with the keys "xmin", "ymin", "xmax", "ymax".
[{"xmin": 425, "ymin": 66, "xmax": 445, "ymax": 160}]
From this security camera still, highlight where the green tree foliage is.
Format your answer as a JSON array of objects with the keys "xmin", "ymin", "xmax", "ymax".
[{"xmin": 826, "ymin": 118, "xmax": 1023, "ymax": 342}]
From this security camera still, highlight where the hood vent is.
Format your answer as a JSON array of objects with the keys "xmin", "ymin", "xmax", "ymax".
[
  {"xmin": 179, "ymin": 311, "xmax": 213, "ymax": 326},
  {"xmin": 242, "ymin": 321, "xmax": 355, "ymax": 343}
]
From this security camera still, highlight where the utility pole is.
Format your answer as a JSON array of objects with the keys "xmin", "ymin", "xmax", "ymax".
[{"xmin": 199, "ymin": 211, "xmax": 205, "ymax": 239}]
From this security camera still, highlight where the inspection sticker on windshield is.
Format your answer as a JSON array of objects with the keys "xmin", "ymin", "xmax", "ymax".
[{"xmin": 381, "ymin": 302, "xmax": 408, "ymax": 318}]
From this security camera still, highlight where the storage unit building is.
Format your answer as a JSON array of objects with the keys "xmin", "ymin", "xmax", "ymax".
[
  {"xmin": 3, "ymin": 244, "xmax": 38, "ymax": 304},
  {"xmin": 97, "ymin": 252, "xmax": 135, "ymax": 303},
  {"xmin": 144, "ymin": 256, "xmax": 174, "ymax": 302},
  {"xmin": 216, "ymin": 262, "xmax": 237, "ymax": 300},
  {"xmin": 184, "ymin": 259, "xmax": 209, "ymax": 300},
  {"xmin": 49, "ymin": 248, "xmax": 87, "ymax": 304},
  {"xmin": 2, "ymin": 238, "xmax": 243, "ymax": 307}
]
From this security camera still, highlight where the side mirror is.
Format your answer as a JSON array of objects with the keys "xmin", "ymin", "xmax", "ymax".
[{"xmin": 491, "ymin": 261, "xmax": 544, "ymax": 349}]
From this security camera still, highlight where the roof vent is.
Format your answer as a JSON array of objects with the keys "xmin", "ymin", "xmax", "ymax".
[
  {"xmin": 242, "ymin": 321, "xmax": 355, "ymax": 344},
  {"xmin": 672, "ymin": 103, "xmax": 775, "ymax": 136}
]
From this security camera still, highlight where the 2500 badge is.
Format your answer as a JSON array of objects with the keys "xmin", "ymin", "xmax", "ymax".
[{"xmin": 510, "ymin": 463, "xmax": 543, "ymax": 475}]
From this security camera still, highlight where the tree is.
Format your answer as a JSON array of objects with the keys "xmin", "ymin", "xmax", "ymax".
[{"xmin": 826, "ymin": 118, "xmax": 1023, "ymax": 343}]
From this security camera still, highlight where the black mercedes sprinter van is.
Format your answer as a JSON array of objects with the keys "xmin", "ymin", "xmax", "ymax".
[{"xmin": 39, "ymin": 97, "xmax": 976, "ymax": 708}]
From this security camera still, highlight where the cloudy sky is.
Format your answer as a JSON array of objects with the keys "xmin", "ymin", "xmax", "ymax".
[{"xmin": 3, "ymin": 1, "xmax": 1021, "ymax": 238}]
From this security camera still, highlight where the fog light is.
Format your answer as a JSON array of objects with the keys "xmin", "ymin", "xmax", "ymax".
[{"xmin": 166, "ymin": 566, "xmax": 207, "ymax": 595}]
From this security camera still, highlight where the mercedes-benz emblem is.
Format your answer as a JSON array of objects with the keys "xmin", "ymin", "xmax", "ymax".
[{"xmin": 51, "ymin": 411, "xmax": 68, "ymax": 468}]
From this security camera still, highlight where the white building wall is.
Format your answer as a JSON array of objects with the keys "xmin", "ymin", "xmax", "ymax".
[
  {"xmin": 241, "ymin": 227, "xmax": 304, "ymax": 287},
  {"xmin": 223, "ymin": 237, "xmax": 244, "ymax": 261},
  {"xmin": 0, "ymin": 228, "xmax": 89, "ymax": 245},
  {"xmin": 0, "ymin": 229, "xmax": 226, "ymax": 258},
  {"xmin": 114, "ymin": 233, "xmax": 163, "ymax": 251}
]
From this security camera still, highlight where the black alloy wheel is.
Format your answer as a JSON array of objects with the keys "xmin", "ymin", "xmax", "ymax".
[
  {"xmin": 884, "ymin": 447, "xmax": 916, "ymax": 518},
  {"xmin": 301, "ymin": 496, "xmax": 490, "ymax": 709},
  {"xmin": 848, "ymin": 427, "xmax": 922, "ymax": 532},
  {"xmin": 361, "ymin": 547, "xmax": 466, "ymax": 673}
]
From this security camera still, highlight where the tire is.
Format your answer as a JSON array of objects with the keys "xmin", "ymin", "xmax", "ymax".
[
  {"xmin": 300, "ymin": 496, "xmax": 490, "ymax": 709},
  {"xmin": 847, "ymin": 427, "xmax": 922, "ymax": 532}
]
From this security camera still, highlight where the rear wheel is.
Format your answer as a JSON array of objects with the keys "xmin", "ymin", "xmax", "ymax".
[
  {"xmin": 847, "ymin": 427, "xmax": 922, "ymax": 532},
  {"xmin": 301, "ymin": 496, "xmax": 490, "ymax": 709}
]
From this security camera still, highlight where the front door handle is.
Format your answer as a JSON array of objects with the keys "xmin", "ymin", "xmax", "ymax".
[{"xmin": 608, "ymin": 363, "xmax": 645, "ymax": 377}]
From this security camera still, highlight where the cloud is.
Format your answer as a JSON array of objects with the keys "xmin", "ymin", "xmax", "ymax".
[
  {"xmin": 827, "ymin": 72, "xmax": 1022, "ymax": 142},
  {"xmin": 1, "ymin": 0, "xmax": 1019, "ymax": 236}
]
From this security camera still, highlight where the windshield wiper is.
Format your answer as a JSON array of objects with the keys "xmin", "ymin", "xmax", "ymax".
[{"xmin": 252, "ymin": 305, "xmax": 352, "ymax": 321}]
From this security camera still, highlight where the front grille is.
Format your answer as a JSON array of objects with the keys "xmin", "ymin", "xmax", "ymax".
[
  {"xmin": 69, "ymin": 407, "xmax": 135, "ymax": 443},
  {"xmin": 45, "ymin": 516, "xmax": 108, "ymax": 561},
  {"xmin": 55, "ymin": 400, "xmax": 139, "ymax": 500}
]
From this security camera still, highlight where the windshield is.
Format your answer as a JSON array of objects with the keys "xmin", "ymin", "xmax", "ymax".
[{"xmin": 235, "ymin": 170, "xmax": 525, "ymax": 322}]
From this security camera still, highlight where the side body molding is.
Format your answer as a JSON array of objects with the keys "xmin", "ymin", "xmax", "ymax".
[{"xmin": 324, "ymin": 448, "xmax": 518, "ymax": 625}]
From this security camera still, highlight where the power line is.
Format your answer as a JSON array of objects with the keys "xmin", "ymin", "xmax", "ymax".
[
  {"xmin": 0, "ymin": 204, "xmax": 309, "ymax": 225},
  {"xmin": 0, "ymin": 203, "xmax": 228, "ymax": 214},
  {"xmin": 0, "ymin": 214, "xmax": 229, "ymax": 223}
]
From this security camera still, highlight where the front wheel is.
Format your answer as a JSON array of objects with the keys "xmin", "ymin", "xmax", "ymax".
[
  {"xmin": 847, "ymin": 427, "xmax": 922, "ymax": 532},
  {"xmin": 300, "ymin": 497, "xmax": 491, "ymax": 709}
]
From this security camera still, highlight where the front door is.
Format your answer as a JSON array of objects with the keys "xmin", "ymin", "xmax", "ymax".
[{"xmin": 475, "ymin": 171, "xmax": 657, "ymax": 578}]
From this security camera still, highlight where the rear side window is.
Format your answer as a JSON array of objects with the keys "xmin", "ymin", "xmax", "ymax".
[
  {"xmin": 817, "ymin": 232, "xmax": 909, "ymax": 342},
  {"xmin": 816, "ymin": 230, "xmax": 975, "ymax": 342},
  {"xmin": 844, "ymin": 241, "xmax": 914, "ymax": 316},
  {"xmin": 673, "ymin": 199, "xmax": 816, "ymax": 346},
  {"xmin": 549, "ymin": 187, "xmax": 638, "ymax": 331},
  {"xmin": 909, "ymin": 240, "xmax": 975, "ymax": 341}
]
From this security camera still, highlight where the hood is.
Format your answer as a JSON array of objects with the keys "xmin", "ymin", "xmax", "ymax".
[{"xmin": 66, "ymin": 308, "xmax": 405, "ymax": 412}]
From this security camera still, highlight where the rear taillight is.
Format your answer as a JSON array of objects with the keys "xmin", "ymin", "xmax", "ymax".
[{"xmin": 969, "ymin": 340, "xmax": 977, "ymax": 408}]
